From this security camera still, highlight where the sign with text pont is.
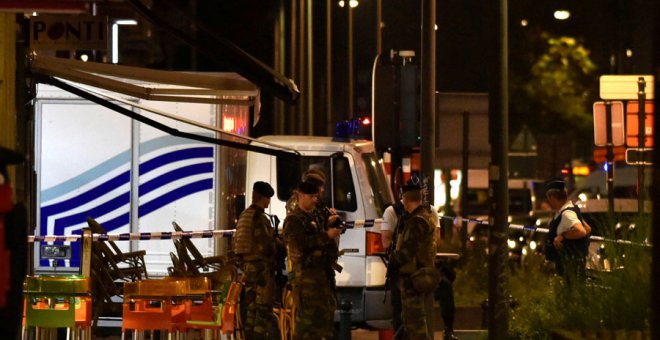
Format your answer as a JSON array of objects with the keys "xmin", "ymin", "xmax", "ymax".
[
  {"xmin": 31, "ymin": 15, "xmax": 107, "ymax": 50},
  {"xmin": 593, "ymin": 101, "xmax": 625, "ymax": 147}
]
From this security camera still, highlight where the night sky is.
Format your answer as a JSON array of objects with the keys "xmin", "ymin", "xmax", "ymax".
[{"xmin": 149, "ymin": 0, "xmax": 654, "ymax": 137}]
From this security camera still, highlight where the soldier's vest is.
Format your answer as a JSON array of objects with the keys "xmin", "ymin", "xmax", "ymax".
[
  {"xmin": 233, "ymin": 205, "xmax": 275, "ymax": 261},
  {"xmin": 395, "ymin": 206, "xmax": 436, "ymax": 275},
  {"xmin": 286, "ymin": 209, "xmax": 327, "ymax": 272}
]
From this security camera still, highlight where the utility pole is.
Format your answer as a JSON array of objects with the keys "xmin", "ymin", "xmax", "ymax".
[
  {"xmin": 348, "ymin": 5, "xmax": 354, "ymax": 118},
  {"xmin": 420, "ymin": 0, "xmax": 436, "ymax": 204},
  {"xmin": 487, "ymin": 0, "xmax": 509, "ymax": 338},
  {"xmin": 326, "ymin": 0, "xmax": 333, "ymax": 136}
]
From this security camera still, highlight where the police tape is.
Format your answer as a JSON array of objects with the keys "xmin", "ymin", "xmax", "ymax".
[
  {"xmin": 438, "ymin": 215, "xmax": 651, "ymax": 248},
  {"xmin": 28, "ymin": 229, "xmax": 236, "ymax": 243},
  {"xmin": 343, "ymin": 218, "xmax": 383, "ymax": 228},
  {"xmin": 27, "ymin": 218, "xmax": 384, "ymax": 243}
]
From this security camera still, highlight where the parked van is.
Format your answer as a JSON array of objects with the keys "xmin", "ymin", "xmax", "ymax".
[
  {"xmin": 569, "ymin": 167, "xmax": 651, "ymax": 202},
  {"xmin": 245, "ymin": 135, "xmax": 394, "ymax": 322}
]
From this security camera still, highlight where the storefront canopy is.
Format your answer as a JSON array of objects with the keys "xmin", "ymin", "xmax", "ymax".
[{"xmin": 29, "ymin": 55, "xmax": 299, "ymax": 159}]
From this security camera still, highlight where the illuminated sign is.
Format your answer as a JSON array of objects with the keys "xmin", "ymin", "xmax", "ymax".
[{"xmin": 31, "ymin": 14, "xmax": 107, "ymax": 50}]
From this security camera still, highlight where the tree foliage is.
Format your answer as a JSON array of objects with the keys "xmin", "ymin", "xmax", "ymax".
[{"xmin": 510, "ymin": 31, "xmax": 598, "ymax": 141}]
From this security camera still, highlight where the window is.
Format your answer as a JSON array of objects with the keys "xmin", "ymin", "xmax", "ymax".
[
  {"xmin": 276, "ymin": 156, "xmax": 331, "ymax": 203},
  {"xmin": 332, "ymin": 156, "xmax": 357, "ymax": 212},
  {"xmin": 276, "ymin": 155, "xmax": 357, "ymax": 212},
  {"xmin": 362, "ymin": 153, "xmax": 393, "ymax": 216}
]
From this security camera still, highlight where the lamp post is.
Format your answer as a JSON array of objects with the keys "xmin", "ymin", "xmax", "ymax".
[{"xmin": 339, "ymin": 0, "xmax": 358, "ymax": 119}]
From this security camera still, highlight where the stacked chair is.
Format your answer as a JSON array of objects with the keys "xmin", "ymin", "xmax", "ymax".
[
  {"xmin": 86, "ymin": 217, "xmax": 148, "ymax": 330},
  {"xmin": 165, "ymin": 222, "xmax": 244, "ymax": 339},
  {"xmin": 121, "ymin": 276, "xmax": 243, "ymax": 339}
]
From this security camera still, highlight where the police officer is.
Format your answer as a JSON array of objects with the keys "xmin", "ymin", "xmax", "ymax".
[
  {"xmin": 544, "ymin": 180, "xmax": 591, "ymax": 284},
  {"xmin": 233, "ymin": 181, "xmax": 280, "ymax": 339},
  {"xmin": 391, "ymin": 181, "xmax": 438, "ymax": 340},
  {"xmin": 382, "ymin": 191, "xmax": 407, "ymax": 339},
  {"xmin": 284, "ymin": 181, "xmax": 341, "ymax": 339}
]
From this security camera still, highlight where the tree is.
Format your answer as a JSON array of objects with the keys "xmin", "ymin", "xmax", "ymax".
[{"xmin": 510, "ymin": 30, "xmax": 598, "ymax": 160}]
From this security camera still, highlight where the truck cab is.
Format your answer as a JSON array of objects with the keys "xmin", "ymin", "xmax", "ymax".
[{"xmin": 245, "ymin": 135, "xmax": 394, "ymax": 322}]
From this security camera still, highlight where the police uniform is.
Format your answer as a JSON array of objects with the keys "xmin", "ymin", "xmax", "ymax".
[
  {"xmin": 544, "ymin": 180, "xmax": 590, "ymax": 285},
  {"xmin": 233, "ymin": 182, "xmax": 279, "ymax": 339},
  {"xmin": 283, "ymin": 182, "xmax": 336, "ymax": 340},
  {"xmin": 393, "ymin": 203, "xmax": 437, "ymax": 340}
]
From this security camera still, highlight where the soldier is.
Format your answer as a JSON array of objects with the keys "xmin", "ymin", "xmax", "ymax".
[
  {"xmin": 233, "ymin": 181, "xmax": 280, "ymax": 339},
  {"xmin": 391, "ymin": 181, "xmax": 438, "ymax": 340},
  {"xmin": 284, "ymin": 181, "xmax": 342, "ymax": 340}
]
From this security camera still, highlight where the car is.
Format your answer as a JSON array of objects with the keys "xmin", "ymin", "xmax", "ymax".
[{"xmin": 576, "ymin": 198, "xmax": 651, "ymax": 271}]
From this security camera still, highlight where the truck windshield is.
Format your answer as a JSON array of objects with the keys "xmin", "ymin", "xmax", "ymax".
[
  {"xmin": 361, "ymin": 153, "xmax": 393, "ymax": 216},
  {"xmin": 276, "ymin": 155, "xmax": 357, "ymax": 212}
]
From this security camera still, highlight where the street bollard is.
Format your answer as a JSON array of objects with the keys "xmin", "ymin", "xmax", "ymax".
[{"xmin": 338, "ymin": 299, "xmax": 353, "ymax": 340}]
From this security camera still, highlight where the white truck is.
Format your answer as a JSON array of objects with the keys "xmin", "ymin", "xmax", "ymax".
[
  {"xmin": 30, "ymin": 55, "xmax": 396, "ymax": 323},
  {"xmin": 246, "ymin": 135, "xmax": 395, "ymax": 322}
]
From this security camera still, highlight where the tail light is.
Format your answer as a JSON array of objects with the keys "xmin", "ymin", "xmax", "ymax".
[{"xmin": 366, "ymin": 231, "xmax": 385, "ymax": 255}]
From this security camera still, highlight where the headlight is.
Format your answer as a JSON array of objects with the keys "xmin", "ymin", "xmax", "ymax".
[
  {"xmin": 507, "ymin": 239, "xmax": 516, "ymax": 249},
  {"xmin": 529, "ymin": 241, "xmax": 537, "ymax": 250}
]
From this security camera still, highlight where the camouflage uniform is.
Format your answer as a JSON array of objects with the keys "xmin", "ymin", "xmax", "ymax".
[
  {"xmin": 392, "ymin": 205, "xmax": 437, "ymax": 340},
  {"xmin": 284, "ymin": 207, "xmax": 336, "ymax": 340},
  {"xmin": 233, "ymin": 204, "xmax": 279, "ymax": 339}
]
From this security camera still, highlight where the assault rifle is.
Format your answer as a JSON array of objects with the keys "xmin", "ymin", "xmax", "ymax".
[{"xmin": 268, "ymin": 213, "xmax": 288, "ymax": 292}]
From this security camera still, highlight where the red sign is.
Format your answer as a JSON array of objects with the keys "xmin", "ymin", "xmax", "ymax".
[
  {"xmin": 593, "ymin": 146, "xmax": 626, "ymax": 164},
  {"xmin": 593, "ymin": 101, "xmax": 625, "ymax": 147},
  {"xmin": 626, "ymin": 101, "xmax": 654, "ymax": 147}
]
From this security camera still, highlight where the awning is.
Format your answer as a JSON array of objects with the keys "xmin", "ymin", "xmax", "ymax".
[
  {"xmin": 29, "ymin": 55, "xmax": 299, "ymax": 159},
  {"xmin": 30, "ymin": 54, "xmax": 260, "ymax": 107}
]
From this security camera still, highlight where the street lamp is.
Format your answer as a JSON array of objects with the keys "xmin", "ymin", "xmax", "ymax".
[
  {"xmin": 337, "ymin": 0, "xmax": 357, "ymax": 118},
  {"xmin": 338, "ymin": 0, "xmax": 359, "ymax": 8},
  {"xmin": 553, "ymin": 10, "xmax": 570, "ymax": 20},
  {"xmin": 111, "ymin": 19, "xmax": 138, "ymax": 64}
]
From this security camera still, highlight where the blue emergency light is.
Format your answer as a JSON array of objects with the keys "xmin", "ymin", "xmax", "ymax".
[{"xmin": 333, "ymin": 117, "xmax": 372, "ymax": 142}]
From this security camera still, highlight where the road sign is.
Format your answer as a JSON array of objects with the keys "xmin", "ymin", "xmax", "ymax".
[
  {"xmin": 593, "ymin": 146, "xmax": 625, "ymax": 164},
  {"xmin": 626, "ymin": 101, "xmax": 654, "ymax": 147},
  {"xmin": 599, "ymin": 75, "xmax": 654, "ymax": 100},
  {"xmin": 625, "ymin": 148, "xmax": 653, "ymax": 166},
  {"xmin": 593, "ymin": 101, "xmax": 625, "ymax": 147}
]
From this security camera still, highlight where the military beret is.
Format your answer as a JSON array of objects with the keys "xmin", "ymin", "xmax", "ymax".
[
  {"xmin": 544, "ymin": 180, "xmax": 566, "ymax": 192},
  {"xmin": 253, "ymin": 181, "xmax": 274, "ymax": 198},
  {"xmin": 297, "ymin": 181, "xmax": 320, "ymax": 195}
]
